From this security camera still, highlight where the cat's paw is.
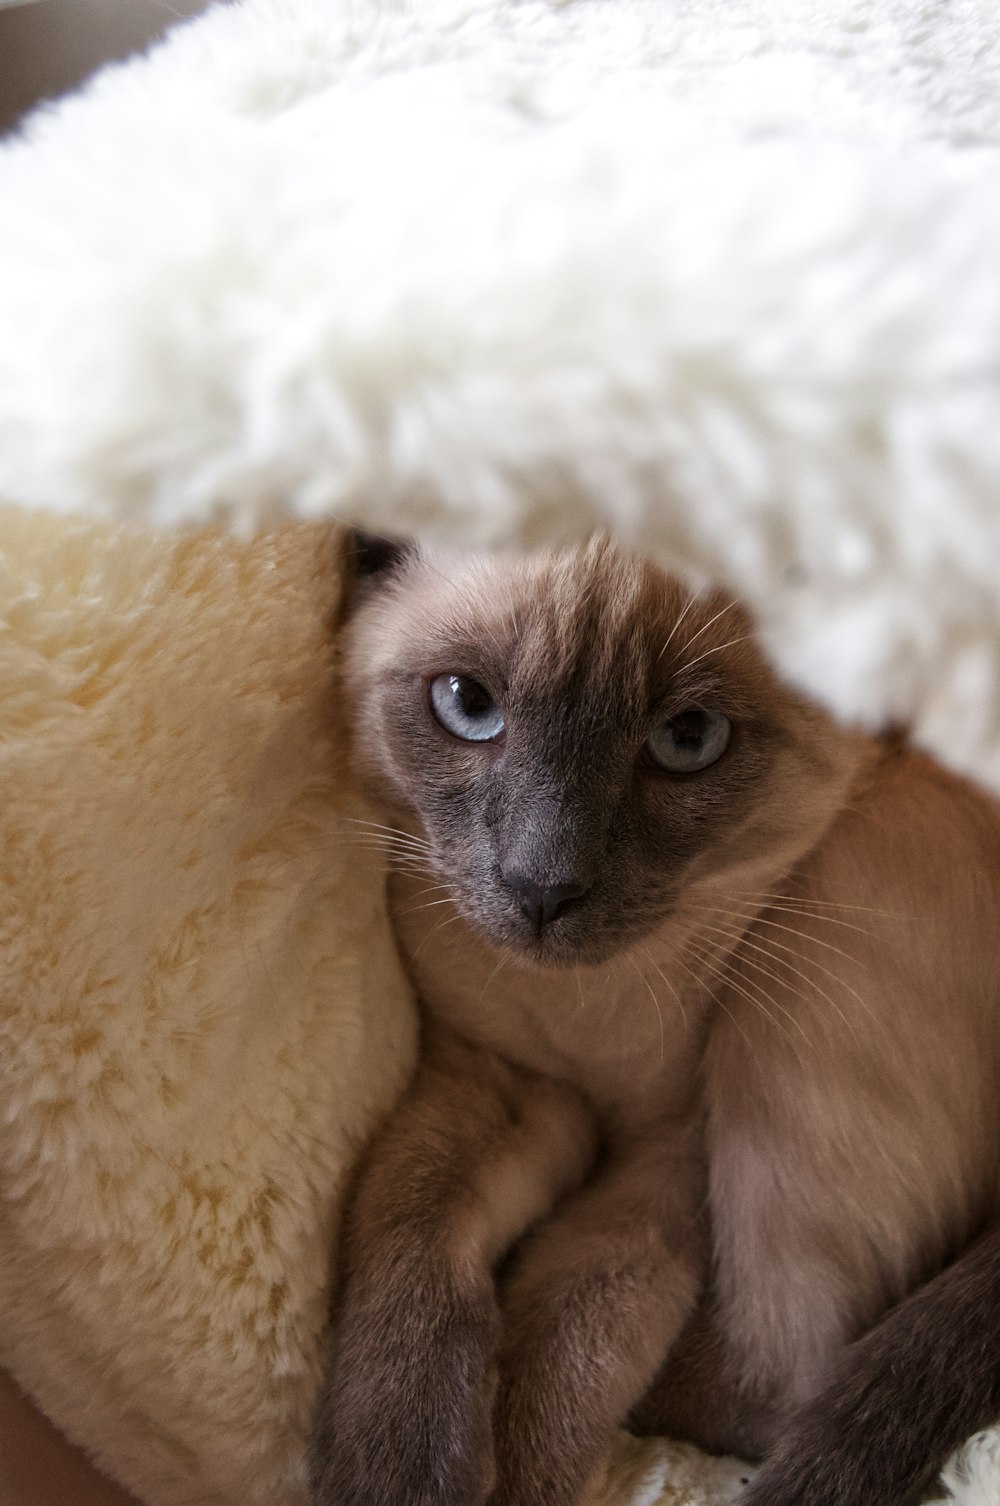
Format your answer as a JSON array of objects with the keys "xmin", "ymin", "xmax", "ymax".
[
  {"xmin": 311, "ymin": 1437, "xmax": 492, "ymax": 1506},
  {"xmin": 309, "ymin": 1291, "xmax": 498, "ymax": 1506},
  {"xmin": 310, "ymin": 1394, "xmax": 494, "ymax": 1506}
]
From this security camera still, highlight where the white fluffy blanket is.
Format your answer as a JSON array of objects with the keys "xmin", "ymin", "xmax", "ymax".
[
  {"xmin": 1, "ymin": 2, "xmax": 999, "ymax": 1504},
  {"xmin": 3, "ymin": 0, "xmax": 1000, "ymax": 791}
]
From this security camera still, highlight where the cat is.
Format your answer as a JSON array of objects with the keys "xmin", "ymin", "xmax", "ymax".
[{"xmin": 309, "ymin": 531, "xmax": 1000, "ymax": 1506}]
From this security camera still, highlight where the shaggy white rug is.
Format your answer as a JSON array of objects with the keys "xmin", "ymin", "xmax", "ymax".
[
  {"xmin": 3, "ymin": 0, "xmax": 1000, "ymax": 792},
  {"xmin": 1, "ymin": 2, "xmax": 999, "ymax": 1505}
]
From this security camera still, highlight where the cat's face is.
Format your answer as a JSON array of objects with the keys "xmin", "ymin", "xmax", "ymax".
[{"xmin": 342, "ymin": 535, "xmax": 865, "ymax": 967}]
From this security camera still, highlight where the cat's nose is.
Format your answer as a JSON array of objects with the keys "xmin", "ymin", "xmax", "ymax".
[{"xmin": 504, "ymin": 873, "xmax": 590, "ymax": 932}]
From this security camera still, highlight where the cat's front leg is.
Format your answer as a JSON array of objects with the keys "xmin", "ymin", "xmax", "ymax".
[
  {"xmin": 489, "ymin": 1122, "xmax": 705, "ymax": 1506},
  {"xmin": 309, "ymin": 1028, "xmax": 597, "ymax": 1506},
  {"xmin": 312, "ymin": 1244, "xmax": 497, "ymax": 1506}
]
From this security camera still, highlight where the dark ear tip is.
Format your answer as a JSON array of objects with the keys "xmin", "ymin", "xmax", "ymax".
[{"xmin": 347, "ymin": 529, "xmax": 412, "ymax": 580}]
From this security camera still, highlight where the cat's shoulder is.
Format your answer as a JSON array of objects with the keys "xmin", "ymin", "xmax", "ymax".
[{"xmin": 800, "ymin": 740, "xmax": 1000, "ymax": 951}]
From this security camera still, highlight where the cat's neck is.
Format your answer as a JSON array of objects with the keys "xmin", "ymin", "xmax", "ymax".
[{"xmin": 388, "ymin": 862, "xmax": 736, "ymax": 1125}]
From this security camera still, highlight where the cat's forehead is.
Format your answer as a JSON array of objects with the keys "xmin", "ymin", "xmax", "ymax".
[
  {"xmin": 481, "ymin": 550, "xmax": 675, "ymax": 693},
  {"xmin": 428, "ymin": 543, "xmax": 678, "ymax": 644},
  {"xmin": 403, "ymin": 541, "xmax": 764, "ymax": 708}
]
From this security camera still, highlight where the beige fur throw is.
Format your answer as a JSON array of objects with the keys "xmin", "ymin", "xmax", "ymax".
[{"xmin": 0, "ymin": 513, "xmax": 415, "ymax": 1504}]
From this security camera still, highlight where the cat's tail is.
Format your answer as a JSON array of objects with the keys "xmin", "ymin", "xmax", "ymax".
[{"xmin": 740, "ymin": 1219, "xmax": 1000, "ymax": 1506}]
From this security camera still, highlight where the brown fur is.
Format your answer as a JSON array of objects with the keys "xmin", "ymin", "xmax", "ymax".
[
  {"xmin": 737, "ymin": 1219, "xmax": 1000, "ymax": 1506},
  {"xmin": 309, "ymin": 535, "xmax": 1000, "ymax": 1506}
]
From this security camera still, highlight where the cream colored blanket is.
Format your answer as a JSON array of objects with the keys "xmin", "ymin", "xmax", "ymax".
[
  {"xmin": 0, "ymin": 514, "xmax": 414, "ymax": 1504},
  {"xmin": 2, "ymin": 2, "xmax": 1000, "ymax": 1504},
  {"xmin": 2, "ymin": 508, "xmax": 995, "ymax": 1506}
]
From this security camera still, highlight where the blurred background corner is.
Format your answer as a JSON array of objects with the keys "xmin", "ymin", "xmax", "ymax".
[{"xmin": 0, "ymin": 0, "xmax": 213, "ymax": 136}]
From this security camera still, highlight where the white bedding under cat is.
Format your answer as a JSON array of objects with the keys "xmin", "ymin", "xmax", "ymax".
[{"xmin": 1, "ymin": 2, "xmax": 999, "ymax": 1504}]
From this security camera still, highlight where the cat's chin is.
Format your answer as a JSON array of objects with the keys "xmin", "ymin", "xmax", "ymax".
[
  {"xmin": 515, "ymin": 942, "xmax": 620, "ymax": 971},
  {"xmin": 475, "ymin": 915, "xmax": 642, "ymax": 972}
]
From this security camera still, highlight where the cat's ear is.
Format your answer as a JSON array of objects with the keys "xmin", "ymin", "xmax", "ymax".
[{"xmin": 346, "ymin": 529, "xmax": 414, "ymax": 583}]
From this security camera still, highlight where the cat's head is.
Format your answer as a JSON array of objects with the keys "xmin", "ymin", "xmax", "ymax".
[{"xmin": 341, "ymin": 531, "xmax": 865, "ymax": 967}]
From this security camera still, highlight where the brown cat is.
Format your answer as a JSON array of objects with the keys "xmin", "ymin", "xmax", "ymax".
[{"xmin": 309, "ymin": 532, "xmax": 1000, "ymax": 1506}]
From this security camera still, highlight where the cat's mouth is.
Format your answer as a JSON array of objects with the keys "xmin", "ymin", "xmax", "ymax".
[
  {"xmin": 468, "ymin": 875, "xmax": 645, "ymax": 969},
  {"xmin": 505, "ymin": 913, "xmax": 596, "ymax": 967}
]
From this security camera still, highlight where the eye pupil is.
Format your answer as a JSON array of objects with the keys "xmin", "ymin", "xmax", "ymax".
[
  {"xmin": 453, "ymin": 677, "xmax": 490, "ymax": 717},
  {"xmin": 671, "ymin": 712, "xmax": 705, "ymax": 745},
  {"xmin": 429, "ymin": 674, "xmax": 505, "ymax": 743}
]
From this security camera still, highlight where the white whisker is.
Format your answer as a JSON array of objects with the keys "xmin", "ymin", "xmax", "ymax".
[
  {"xmin": 678, "ymin": 598, "xmax": 739, "ymax": 657},
  {"xmin": 675, "ymin": 632, "xmax": 755, "ymax": 677},
  {"xmin": 412, "ymin": 912, "xmax": 465, "ymax": 962},
  {"xmin": 396, "ymin": 896, "xmax": 457, "ymax": 919},
  {"xmin": 627, "ymin": 953, "xmax": 665, "ymax": 1066},
  {"xmin": 664, "ymin": 936, "xmax": 753, "ymax": 1050},
  {"xmin": 656, "ymin": 591, "xmax": 700, "ymax": 665},
  {"xmin": 477, "ymin": 955, "xmax": 510, "ymax": 1008},
  {"xmin": 733, "ymin": 889, "xmax": 896, "ymax": 917},
  {"xmin": 339, "ymin": 817, "xmax": 433, "ymax": 849},
  {"xmin": 685, "ymin": 929, "xmax": 807, "ymax": 1059},
  {"xmin": 640, "ymin": 946, "xmax": 689, "ymax": 1036},
  {"xmin": 689, "ymin": 903, "xmax": 877, "ymax": 1031},
  {"xmin": 693, "ymin": 919, "xmax": 838, "ymax": 1046}
]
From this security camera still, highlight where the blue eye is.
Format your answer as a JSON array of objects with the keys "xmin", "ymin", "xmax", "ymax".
[
  {"xmin": 428, "ymin": 675, "xmax": 505, "ymax": 743},
  {"xmin": 646, "ymin": 708, "xmax": 731, "ymax": 773}
]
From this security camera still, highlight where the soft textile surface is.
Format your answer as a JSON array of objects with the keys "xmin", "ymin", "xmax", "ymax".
[
  {"xmin": 2, "ymin": 0, "xmax": 1000, "ymax": 789},
  {"xmin": 1, "ymin": 1, "xmax": 1000, "ymax": 1504},
  {"xmin": 0, "ymin": 512, "xmax": 416, "ymax": 1505},
  {"xmin": 585, "ymin": 1433, "xmax": 1000, "ymax": 1506}
]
